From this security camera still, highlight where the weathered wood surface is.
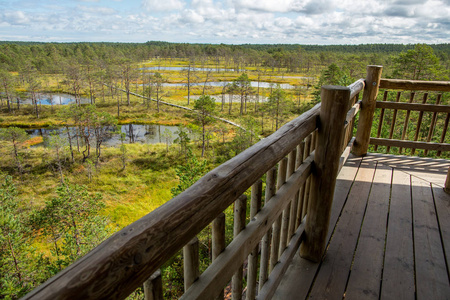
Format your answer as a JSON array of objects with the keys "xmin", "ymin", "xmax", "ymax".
[
  {"xmin": 411, "ymin": 93, "xmax": 429, "ymax": 155},
  {"xmin": 365, "ymin": 153, "xmax": 450, "ymax": 187},
  {"xmin": 380, "ymin": 169, "xmax": 414, "ymax": 300},
  {"xmin": 386, "ymin": 91, "xmax": 402, "ymax": 153},
  {"xmin": 399, "ymin": 92, "xmax": 415, "ymax": 153},
  {"xmin": 379, "ymin": 78, "xmax": 450, "ymax": 92},
  {"xmin": 274, "ymin": 153, "xmax": 450, "ymax": 300},
  {"xmin": 300, "ymin": 85, "xmax": 351, "ymax": 262},
  {"xmin": 259, "ymin": 168, "xmax": 276, "ymax": 291},
  {"xmin": 212, "ymin": 213, "xmax": 226, "ymax": 300},
  {"xmin": 270, "ymin": 158, "xmax": 288, "ymax": 272},
  {"xmin": 232, "ymin": 195, "xmax": 247, "ymax": 300},
  {"xmin": 353, "ymin": 65, "xmax": 383, "ymax": 156},
  {"xmin": 437, "ymin": 112, "xmax": 449, "ymax": 156},
  {"xmin": 180, "ymin": 155, "xmax": 314, "ymax": 300},
  {"xmin": 212, "ymin": 213, "xmax": 226, "ymax": 261},
  {"xmin": 348, "ymin": 78, "xmax": 365, "ymax": 100},
  {"xmin": 256, "ymin": 218, "xmax": 306, "ymax": 300},
  {"xmin": 23, "ymin": 104, "xmax": 320, "ymax": 300},
  {"xmin": 446, "ymin": 167, "xmax": 450, "ymax": 193},
  {"xmin": 432, "ymin": 185, "xmax": 450, "ymax": 271},
  {"xmin": 345, "ymin": 101, "xmax": 361, "ymax": 127},
  {"xmin": 375, "ymin": 100, "xmax": 450, "ymax": 113},
  {"xmin": 280, "ymin": 150, "xmax": 296, "ymax": 252},
  {"xmin": 344, "ymin": 164, "xmax": 391, "ymax": 299},
  {"xmin": 143, "ymin": 270, "xmax": 163, "ymax": 300},
  {"xmin": 183, "ymin": 237, "xmax": 199, "ymax": 291},
  {"xmin": 246, "ymin": 181, "xmax": 262, "ymax": 300},
  {"xmin": 374, "ymin": 90, "xmax": 388, "ymax": 151},
  {"xmin": 369, "ymin": 137, "xmax": 450, "ymax": 152},
  {"xmin": 424, "ymin": 94, "xmax": 442, "ymax": 155},
  {"xmin": 273, "ymin": 155, "xmax": 362, "ymax": 300},
  {"xmin": 411, "ymin": 176, "xmax": 450, "ymax": 299},
  {"xmin": 307, "ymin": 158, "xmax": 377, "ymax": 300}
]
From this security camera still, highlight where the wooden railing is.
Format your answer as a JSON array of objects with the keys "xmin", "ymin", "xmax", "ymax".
[
  {"xmin": 358, "ymin": 78, "xmax": 450, "ymax": 157},
  {"xmin": 23, "ymin": 66, "xmax": 449, "ymax": 300}
]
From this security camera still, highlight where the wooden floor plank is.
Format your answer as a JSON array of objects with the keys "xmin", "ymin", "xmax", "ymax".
[
  {"xmin": 344, "ymin": 164, "xmax": 392, "ymax": 300},
  {"xmin": 432, "ymin": 185, "xmax": 450, "ymax": 280},
  {"xmin": 380, "ymin": 169, "xmax": 415, "ymax": 300},
  {"xmin": 273, "ymin": 154, "xmax": 450, "ymax": 300},
  {"xmin": 307, "ymin": 157, "xmax": 376, "ymax": 300},
  {"xmin": 272, "ymin": 155, "xmax": 362, "ymax": 300},
  {"xmin": 411, "ymin": 176, "xmax": 450, "ymax": 300},
  {"xmin": 366, "ymin": 153, "xmax": 450, "ymax": 187}
]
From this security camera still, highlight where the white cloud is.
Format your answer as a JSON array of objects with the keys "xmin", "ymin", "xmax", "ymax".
[
  {"xmin": 181, "ymin": 9, "xmax": 205, "ymax": 23},
  {"xmin": 2, "ymin": 11, "xmax": 29, "ymax": 25},
  {"xmin": 78, "ymin": 5, "xmax": 116, "ymax": 15},
  {"xmin": 233, "ymin": 0, "xmax": 296, "ymax": 12},
  {"xmin": 142, "ymin": 0, "xmax": 185, "ymax": 12},
  {"xmin": 0, "ymin": 0, "xmax": 449, "ymax": 44}
]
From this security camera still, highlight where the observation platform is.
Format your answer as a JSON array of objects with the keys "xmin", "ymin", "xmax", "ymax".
[{"xmin": 273, "ymin": 153, "xmax": 450, "ymax": 300}]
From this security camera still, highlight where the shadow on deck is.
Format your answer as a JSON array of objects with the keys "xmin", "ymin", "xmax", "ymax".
[{"xmin": 273, "ymin": 153, "xmax": 450, "ymax": 300}]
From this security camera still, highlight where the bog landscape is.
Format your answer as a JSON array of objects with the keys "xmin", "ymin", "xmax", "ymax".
[{"xmin": 1, "ymin": 42, "xmax": 449, "ymax": 299}]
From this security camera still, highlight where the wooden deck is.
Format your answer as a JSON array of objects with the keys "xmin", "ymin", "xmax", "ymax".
[{"xmin": 273, "ymin": 153, "xmax": 450, "ymax": 300}]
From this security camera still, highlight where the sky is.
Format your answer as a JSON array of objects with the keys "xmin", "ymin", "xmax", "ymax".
[{"xmin": 0, "ymin": 0, "xmax": 449, "ymax": 44}]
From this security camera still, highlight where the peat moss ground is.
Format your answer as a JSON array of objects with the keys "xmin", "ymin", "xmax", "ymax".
[{"xmin": 0, "ymin": 141, "xmax": 216, "ymax": 229}]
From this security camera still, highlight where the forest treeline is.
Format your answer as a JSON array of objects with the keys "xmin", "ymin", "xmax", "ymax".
[{"xmin": 1, "ymin": 41, "xmax": 449, "ymax": 77}]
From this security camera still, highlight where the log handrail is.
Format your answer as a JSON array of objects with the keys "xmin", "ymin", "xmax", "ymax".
[
  {"xmin": 379, "ymin": 79, "xmax": 450, "ymax": 92},
  {"xmin": 376, "ymin": 101, "xmax": 450, "ymax": 113}
]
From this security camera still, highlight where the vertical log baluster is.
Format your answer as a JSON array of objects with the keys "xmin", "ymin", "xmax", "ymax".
[
  {"xmin": 259, "ymin": 168, "xmax": 277, "ymax": 291},
  {"xmin": 424, "ymin": 94, "xmax": 442, "ymax": 156},
  {"xmin": 343, "ymin": 92, "xmax": 359, "ymax": 152},
  {"xmin": 374, "ymin": 90, "xmax": 389, "ymax": 151},
  {"xmin": 143, "ymin": 270, "xmax": 163, "ymax": 300},
  {"xmin": 411, "ymin": 93, "xmax": 428, "ymax": 155},
  {"xmin": 287, "ymin": 148, "xmax": 299, "ymax": 241},
  {"xmin": 295, "ymin": 142, "xmax": 305, "ymax": 229},
  {"xmin": 232, "ymin": 195, "xmax": 247, "ymax": 300},
  {"xmin": 280, "ymin": 150, "xmax": 296, "ymax": 252},
  {"xmin": 246, "ymin": 180, "xmax": 262, "ymax": 300},
  {"xmin": 437, "ymin": 113, "xmax": 450, "ymax": 157},
  {"xmin": 183, "ymin": 237, "xmax": 199, "ymax": 292},
  {"xmin": 212, "ymin": 213, "xmax": 226, "ymax": 300},
  {"xmin": 300, "ymin": 85, "xmax": 351, "ymax": 262},
  {"xmin": 445, "ymin": 167, "xmax": 450, "ymax": 194},
  {"xmin": 269, "ymin": 158, "xmax": 288, "ymax": 272},
  {"xmin": 386, "ymin": 91, "xmax": 402, "ymax": 153},
  {"xmin": 301, "ymin": 135, "xmax": 312, "ymax": 220},
  {"xmin": 399, "ymin": 92, "xmax": 415, "ymax": 154}
]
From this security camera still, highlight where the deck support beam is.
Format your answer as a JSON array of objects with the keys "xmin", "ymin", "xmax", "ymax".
[
  {"xmin": 352, "ymin": 65, "xmax": 383, "ymax": 156},
  {"xmin": 300, "ymin": 85, "xmax": 351, "ymax": 262}
]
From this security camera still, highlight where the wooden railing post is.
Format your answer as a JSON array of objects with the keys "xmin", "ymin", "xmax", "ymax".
[
  {"xmin": 212, "ymin": 213, "xmax": 226, "ymax": 300},
  {"xmin": 352, "ymin": 65, "xmax": 383, "ymax": 156},
  {"xmin": 445, "ymin": 166, "xmax": 450, "ymax": 194},
  {"xmin": 232, "ymin": 195, "xmax": 247, "ymax": 300},
  {"xmin": 246, "ymin": 180, "xmax": 262, "ymax": 300},
  {"xmin": 183, "ymin": 237, "xmax": 199, "ymax": 291},
  {"xmin": 143, "ymin": 270, "xmax": 163, "ymax": 300},
  {"xmin": 300, "ymin": 85, "xmax": 351, "ymax": 262}
]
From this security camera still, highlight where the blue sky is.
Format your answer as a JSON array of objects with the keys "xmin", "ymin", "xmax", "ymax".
[{"xmin": 1, "ymin": 0, "xmax": 449, "ymax": 44}]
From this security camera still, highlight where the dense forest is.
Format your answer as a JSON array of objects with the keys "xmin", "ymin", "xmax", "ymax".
[
  {"xmin": 0, "ymin": 41, "xmax": 449, "ymax": 299},
  {"xmin": 1, "ymin": 41, "xmax": 449, "ymax": 75}
]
